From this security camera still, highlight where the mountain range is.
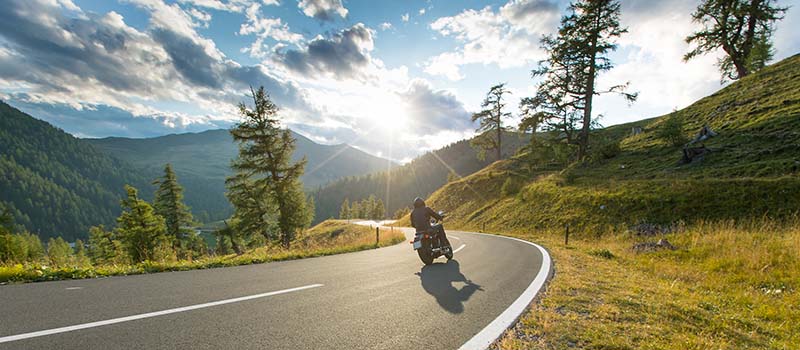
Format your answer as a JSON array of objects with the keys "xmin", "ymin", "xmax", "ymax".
[{"xmin": 0, "ymin": 102, "xmax": 396, "ymax": 239}]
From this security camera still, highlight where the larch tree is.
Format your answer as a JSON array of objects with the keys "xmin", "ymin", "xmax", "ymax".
[
  {"xmin": 152, "ymin": 163, "xmax": 194, "ymax": 257},
  {"xmin": 471, "ymin": 83, "xmax": 511, "ymax": 161},
  {"xmin": 116, "ymin": 185, "xmax": 171, "ymax": 263},
  {"xmin": 685, "ymin": 0, "xmax": 788, "ymax": 81},
  {"xmin": 532, "ymin": 0, "xmax": 636, "ymax": 159},
  {"xmin": 227, "ymin": 86, "xmax": 312, "ymax": 249}
]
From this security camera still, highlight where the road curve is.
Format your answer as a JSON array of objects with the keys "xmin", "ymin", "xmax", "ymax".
[{"xmin": 0, "ymin": 228, "xmax": 550, "ymax": 350}]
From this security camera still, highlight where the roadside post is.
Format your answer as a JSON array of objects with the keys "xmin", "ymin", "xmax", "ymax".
[
  {"xmin": 565, "ymin": 223, "xmax": 570, "ymax": 246},
  {"xmin": 376, "ymin": 227, "xmax": 380, "ymax": 245}
]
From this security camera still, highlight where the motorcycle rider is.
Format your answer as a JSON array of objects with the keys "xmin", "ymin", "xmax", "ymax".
[{"xmin": 410, "ymin": 197, "xmax": 452, "ymax": 250}]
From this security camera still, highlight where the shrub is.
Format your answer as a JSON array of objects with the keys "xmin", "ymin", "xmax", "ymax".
[
  {"xmin": 501, "ymin": 177, "xmax": 524, "ymax": 196},
  {"xmin": 656, "ymin": 114, "xmax": 688, "ymax": 147},
  {"xmin": 588, "ymin": 248, "xmax": 615, "ymax": 259}
]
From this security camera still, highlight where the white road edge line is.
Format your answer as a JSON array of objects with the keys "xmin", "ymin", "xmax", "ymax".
[
  {"xmin": 452, "ymin": 244, "xmax": 466, "ymax": 253},
  {"xmin": 0, "ymin": 283, "xmax": 324, "ymax": 344},
  {"xmin": 458, "ymin": 232, "xmax": 552, "ymax": 350},
  {"xmin": 450, "ymin": 236, "xmax": 461, "ymax": 240}
]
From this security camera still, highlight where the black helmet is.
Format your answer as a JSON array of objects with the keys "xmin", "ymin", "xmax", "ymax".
[{"xmin": 413, "ymin": 197, "xmax": 425, "ymax": 208}]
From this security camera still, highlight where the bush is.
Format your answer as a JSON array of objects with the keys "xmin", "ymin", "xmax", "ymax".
[
  {"xmin": 593, "ymin": 139, "xmax": 622, "ymax": 160},
  {"xmin": 501, "ymin": 177, "xmax": 524, "ymax": 196},
  {"xmin": 588, "ymin": 248, "xmax": 615, "ymax": 259},
  {"xmin": 656, "ymin": 114, "xmax": 688, "ymax": 147}
]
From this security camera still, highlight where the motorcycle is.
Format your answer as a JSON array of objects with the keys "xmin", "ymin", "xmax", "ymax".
[{"xmin": 410, "ymin": 211, "xmax": 453, "ymax": 265}]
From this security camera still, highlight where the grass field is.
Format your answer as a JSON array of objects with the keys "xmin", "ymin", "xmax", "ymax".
[
  {"xmin": 0, "ymin": 221, "xmax": 405, "ymax": 284},
  {"xmin": 486, "ymin": 218, "xmax": 799, "ymax": 349}
]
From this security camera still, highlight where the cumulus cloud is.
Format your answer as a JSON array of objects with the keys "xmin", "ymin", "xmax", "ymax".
[
  {"xmin": 238, "ymin": 2, "xmax": 304, "ymax": 58},
  {"xmin": 401, "ymin": 13, "xmax": 410, "ymax": 22},
  {"xmin": 298, "ymin": 0, "xmax": 348, "ymax": 22},
  {"xmin": 0, "ymin": 0, "xmax": 310, "ymax": 129},
  {"xmin": 424, "ymin": 0, "xmax": 560, "ymax": 80},
  {"xmin": 272, "ymin": 24, "xmax": 375, "ymax": 81},
  {"xmin": 379, "ymin": 22, "xmax": 393, "ymax": 31},
  {"xmin": 399, "ymin": 79, "xmax": 472, "ymax": 135}
]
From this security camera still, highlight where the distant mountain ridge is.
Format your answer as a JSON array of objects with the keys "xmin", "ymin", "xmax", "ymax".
[
  {"xmin": 87, "ymin": 129, "xmax": 395, "ymax": 222},
  {"xmin": 0, "ymin": 101, "xmax": 152, "ymax": 241},
  {"xmin": 311, "ymin": 131, "xmax": 530, "ymax": 222}
]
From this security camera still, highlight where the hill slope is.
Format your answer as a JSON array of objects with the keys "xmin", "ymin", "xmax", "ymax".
[
  {"xmin": 88, "ymin": 129, "xmax": 395, "ymax": 222},
  {"xmin": 0, "ymin": 102, "xmax": 152, "ymax": 241},
  {"xmin": 312, "ymin": 132, "xmax": 530, "ymax": 221},
  {"xmin": 424, "ymin": 53, "xmax": 800, "ymax": 233}
]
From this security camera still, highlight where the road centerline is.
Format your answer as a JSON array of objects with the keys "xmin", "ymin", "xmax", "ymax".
[{"xmin": 0, "ymin": 283, "xmax": 324, "ymax": 344}]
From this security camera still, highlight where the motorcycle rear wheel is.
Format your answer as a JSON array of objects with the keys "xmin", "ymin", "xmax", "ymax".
[{"xmin": 417, "ymin": 244, "xmax": 434, "ymax": 265}]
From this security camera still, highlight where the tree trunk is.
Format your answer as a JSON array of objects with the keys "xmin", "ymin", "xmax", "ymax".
[
  {"xmin": 580, "ymin": 35, "xmax": 598, "ymax": 160},
  {"xmin": 496, "ymin": 125, "xmax": 502, "ymax": 161}
]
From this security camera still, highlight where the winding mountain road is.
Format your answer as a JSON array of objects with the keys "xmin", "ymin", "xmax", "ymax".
[{"xmin": 0, "ymin": 228, "xmax": 550, "ymax": 350}]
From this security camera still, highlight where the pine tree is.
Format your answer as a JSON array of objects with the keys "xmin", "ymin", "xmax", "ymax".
[
  {"xmin": 373, "ymin": 199, "xmax": 385, "ymax": 220},
  {"xmin": 339, "ymin": 198, "xmax": 351, "ymax": 219},
  {"xmin": 532, "ymin": 0, "xmax": 636, "ymax": 159},
  {"xmin": 685, "ymin": 0, "xmax": 787, "ymax": 81},
  {"xmin": 47, "ymin": 237, "xmax": 72, "ymax": 267},
  {"xmin": 471, "ymin": 83, "xmax": 511, "ymax": 161},
  {"xmin": 152, "ymin": 164, "xmax": 194, "ymax": 258},
  {"xmin": 350, "ymin": 201, "xmax": 361, "ymax": 219},
  {"xmin": 88, "ymin": 225, "xmax": 124, "ymax": 265},
  {"xmin": 227, "ymin": 86, "xmax": 312, "ymax": 249},
  {"xmin": 116, "ymin": 185, "xmax": 171, "ymax": 262}
]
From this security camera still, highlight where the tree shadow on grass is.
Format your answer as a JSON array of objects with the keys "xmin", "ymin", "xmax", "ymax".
[{"xmin": 415, "ymin": 259, "xmax": 483, "ymax": 314}]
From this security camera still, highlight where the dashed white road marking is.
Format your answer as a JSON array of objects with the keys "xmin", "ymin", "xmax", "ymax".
[
  {"xmin": 0, "ymin": 284, "xmax": 324, "ymax": 344},
  {"xmin": 65, "ymin": 287, "xmax": 82, "ymax": 290},
  {"xmin": 453, "ymin": 244, "xmax": 467, "ymax": 253}
]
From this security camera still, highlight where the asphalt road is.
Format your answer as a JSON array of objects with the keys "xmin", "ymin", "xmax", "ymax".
[{"xmin": 0, "ymin": 228, "xmax": 549, "ymax": 350}]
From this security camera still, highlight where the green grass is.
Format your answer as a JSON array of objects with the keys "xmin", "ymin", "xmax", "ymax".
[
  {"xmin": 0, "ymin": 221, "xmax": 405, "ymax": 284},
  {"xmin": 489, "ymin": 219, "xmax": 799, "ymax": 350}
]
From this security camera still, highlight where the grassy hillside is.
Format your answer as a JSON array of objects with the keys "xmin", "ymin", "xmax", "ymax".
[
  {"xmin": 0, "ymin": 102, "xmax": 152, "ymax": 241},
  {"xmin": 419, "ymin": 55, "xmax": 800, "ymax": 349},
  {"xmin": 430, "ymin": 54, "xmax": 800, "ymax": 233},
  {"xmin": 312, "ymin": 132, "xmax": 530, "ymax": 222},
  {"xmin": 88, "ymin": 129, "xmax": 395, "ymax": 222}
]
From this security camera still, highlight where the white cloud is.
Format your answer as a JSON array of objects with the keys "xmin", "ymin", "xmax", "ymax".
[
  {"xmin": 238, "ymin": 3, "xmax": 304, "ymax": 58},
  {"xmin": 298, "ymin": 0, "xmax": 348, "ymax": 21},
  {"xmin": 424, "ymin": 0, "xmax": 560, "ymax": 81},
  {"xmin": 380, "ymin": 22, "xmax": 392, "ymax": 30},
  {"xmin": 401, "ymin": 13, "xmax": 410, "ymax": 22},
  {"xmin": 419, "ymin": 8, "xmax": 426, "ymax": 15}
]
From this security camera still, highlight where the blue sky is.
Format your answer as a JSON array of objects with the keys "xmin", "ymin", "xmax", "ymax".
[{"xmin": 1, "ymin": 0, "xmax": 798, "ymax": 162}]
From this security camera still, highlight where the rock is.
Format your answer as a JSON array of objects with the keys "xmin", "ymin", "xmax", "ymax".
[{"xmin": 632, "ymin": 239, "xmax": 677, "ymax": 253}]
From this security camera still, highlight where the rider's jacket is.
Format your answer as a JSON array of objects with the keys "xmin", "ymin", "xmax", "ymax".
[{"xmin": 410, "ymin": 206, "xmax": 442, "ymax": 233}]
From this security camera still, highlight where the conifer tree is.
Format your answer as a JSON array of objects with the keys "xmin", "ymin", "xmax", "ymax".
[
  {"xmin": 88, "ymin": 225, "xmax": 125, "ymax": 265},
  {"xmin": 227, "ymin": 87, "xmax": 312, "ymax": 249},
  {"xmin": 47, "ymin": 237, "xmax": 72, "ymax": 267},
  {"xmin": 532, "ymin": 0, "xmax": 636, "ymax": 159},
  {"xmin": 339, "ymin": 198, "xmax": 351, "ymax": 219},
  {"xmin": 373, "ymin": 199, "xmax": 385, "ymax": 220},
  {"xmin": 471, "ymin": 83, "xmax": 511, "ymax": 161},
  {"xmin": 685, "ymin": 0, "xmax": 787, "ymax": 81},
  {"xmin": 116, "ymin": 185, "xmax": 171, "ymax": 262},
  {"xmin": 152, "ymin": 164, "xmax": 194, "ymax": 257},
  {"xmin": 350, "ymin": 201, "xmax": 361, "ymax": 219}
]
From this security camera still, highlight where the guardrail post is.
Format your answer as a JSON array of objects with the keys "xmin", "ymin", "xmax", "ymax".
[{"xmin": 376, "ymin": 227, "xmax": 380, "ymax": 245}]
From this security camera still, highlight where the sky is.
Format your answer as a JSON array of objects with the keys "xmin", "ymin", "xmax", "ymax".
[{"xmin": 0, "ymin": 0, "xmax": 798, "ymax": 163}]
